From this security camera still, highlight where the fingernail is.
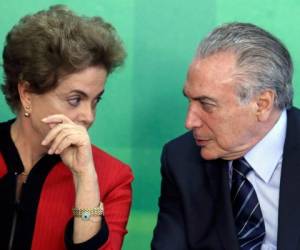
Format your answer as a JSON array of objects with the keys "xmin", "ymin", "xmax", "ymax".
[
  {"xmin": 41, "ymin": 140, "xmax": 46, "ymax": 145},
  {"xmin": 48, "ymin": 149, "xmax": 53, "ymax": 155}
]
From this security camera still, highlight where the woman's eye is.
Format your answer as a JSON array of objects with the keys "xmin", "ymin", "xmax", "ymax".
[
  {"xmin": 92, "ymin": 96, "xmax": 102, "ymax": 108},
  {"xmin": 68, "ymin": 97, "xmax": 81, "ymax": 107},
  {"xmin": 96, "ymin": 96, "xmax": 102, "ymax": 103}
]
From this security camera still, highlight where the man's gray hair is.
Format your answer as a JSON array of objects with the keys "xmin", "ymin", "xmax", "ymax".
[{"xmin": 196, "ymin": 22, "xmax": 293, "ymax": 110}]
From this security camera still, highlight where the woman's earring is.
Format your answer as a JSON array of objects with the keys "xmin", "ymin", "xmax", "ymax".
[{"xmin": 24, "ymin": 106, "xmax": 31, "ymax": 117}]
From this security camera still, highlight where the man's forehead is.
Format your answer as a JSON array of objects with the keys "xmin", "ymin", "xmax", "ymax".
[
  {"xmin": 187, "ymin": 53, "xmax": 239, "ymax": 85},
  {"xmin": 191, "ymin": 51, "xmax": 237, "ymax": 68}
]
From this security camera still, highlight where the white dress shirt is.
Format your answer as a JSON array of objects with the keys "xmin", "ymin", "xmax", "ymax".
[{"xmin": 229, "ymin": 110, "xmax": 287, "ymax": 250}]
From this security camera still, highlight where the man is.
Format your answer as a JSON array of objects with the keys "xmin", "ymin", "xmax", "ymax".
[{"xmin": 152, "ymin": 23, "xmax": 299, "ymax": 250}]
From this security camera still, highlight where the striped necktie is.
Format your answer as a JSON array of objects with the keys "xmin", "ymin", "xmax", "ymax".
[{"xmin": 231, "ymin": 158, "xmax": 266, "ymax": 250}]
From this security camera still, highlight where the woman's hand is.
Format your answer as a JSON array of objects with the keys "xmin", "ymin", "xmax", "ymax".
[
  {"xmin": 42, "ymin": 114, "xmax": 102, "ymax": 243},
  {"xmin": 41, "ymin": 114, "xmax": 94, "ymax": 178}
]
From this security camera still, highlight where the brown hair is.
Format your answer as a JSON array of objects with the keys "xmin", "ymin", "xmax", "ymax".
[{"xmin": 2, "ymin": 5, "xmax": 126, "ymax": 112}]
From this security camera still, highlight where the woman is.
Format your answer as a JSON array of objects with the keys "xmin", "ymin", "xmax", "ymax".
[{"xmin": 0, "ymin": 5, "xmax": 133, "ymax": 250}]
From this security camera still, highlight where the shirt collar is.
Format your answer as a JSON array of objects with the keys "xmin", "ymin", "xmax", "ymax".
[{"xmin": 244, "ymin": 110, "xmax": 287, "ymax": 183}]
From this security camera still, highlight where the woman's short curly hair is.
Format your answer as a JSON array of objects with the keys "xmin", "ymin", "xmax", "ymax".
[{"xmin": 2, "ymin": 5, "xmax": 126, "ymax": 112}]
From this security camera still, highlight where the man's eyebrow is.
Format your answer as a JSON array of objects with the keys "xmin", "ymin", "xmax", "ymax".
[{"xmin": 182, "ymin": 89, "xmax": 217, "ymax": 104}]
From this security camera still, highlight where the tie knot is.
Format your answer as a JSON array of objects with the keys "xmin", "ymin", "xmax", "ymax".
[{"xmin": 232, "ymin": 157, "xmax": 252, "ymax": 177}]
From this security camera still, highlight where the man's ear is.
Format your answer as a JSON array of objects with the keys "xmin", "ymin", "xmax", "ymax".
[
  {"xmin": 18, "ymin": 81, "xmax": 32, "ymax": 113},
  {"xmin": 255, "ymin": 90, "xmax": 276, "ymax": 122}
]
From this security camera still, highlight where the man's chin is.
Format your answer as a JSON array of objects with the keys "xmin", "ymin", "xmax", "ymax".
[
  {"xmin": 200, "ymin": 148, "xmax": 220, "ymax": 160},
  {"xmin": 200, "ymin": 148, "xmax": 243, "ymax": 161}
]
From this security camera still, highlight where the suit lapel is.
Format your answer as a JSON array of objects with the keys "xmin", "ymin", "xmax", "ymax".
[
  {"xmin": 205, "ymin": 159, "xmax": 240, "ymax": 250},
  {"xmin": 278, "ymin": 108, "xmax": 300, "ymax": 250}
]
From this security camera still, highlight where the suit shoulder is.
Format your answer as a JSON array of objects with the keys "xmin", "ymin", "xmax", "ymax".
[
  {"xmin": 287, "ymin": 106, "xmax": 300, "ymax": 120},
  {"xmin": 162, "ymin": 131, "xmax": 203, "ymax": 166},
  {"xmin": 164, "ymin": 131, "xmax": 196, "ymax": 152},
  {"xmin": 166, "ymin": 131, "xmax": 194, "ymax": 145}
]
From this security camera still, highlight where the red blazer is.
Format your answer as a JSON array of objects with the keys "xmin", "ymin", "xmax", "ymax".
[{"xmin": 0, "ymin": 145, "xmax": 133, "ymax": 250}]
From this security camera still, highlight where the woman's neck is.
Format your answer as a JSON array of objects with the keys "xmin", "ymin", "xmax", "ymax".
[{"xmin": 11, "ymin": 116, "xmax": 47, "ymax": 173}]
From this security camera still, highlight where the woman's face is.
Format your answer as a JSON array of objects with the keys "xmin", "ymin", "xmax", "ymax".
[{"xmin": 22, "ymin": 66, "xmax": 107, "ymax": 139}]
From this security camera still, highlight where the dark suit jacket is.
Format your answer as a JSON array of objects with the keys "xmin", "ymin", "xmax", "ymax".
[{"xmin": 152, "ymin": 107, "xmax": 300, "ymax": 250}]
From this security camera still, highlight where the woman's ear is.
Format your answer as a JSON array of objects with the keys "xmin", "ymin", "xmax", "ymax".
[
  {"xmin": 18, "ymin": 81, "xmax": 32, "ymax": 116},
  {"xmin": 255, "ymin": 90, "xmax": 276, "ymax": 122}
]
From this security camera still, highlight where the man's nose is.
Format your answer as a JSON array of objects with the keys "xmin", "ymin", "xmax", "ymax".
[{"xmin": 185, "ymin": 105, "xmax": 202, "ymax": 130}]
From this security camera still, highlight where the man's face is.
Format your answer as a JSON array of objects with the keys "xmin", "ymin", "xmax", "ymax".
[{"xmin": 184, "ymin": 52, "xmax": 261, "ymax": 160}]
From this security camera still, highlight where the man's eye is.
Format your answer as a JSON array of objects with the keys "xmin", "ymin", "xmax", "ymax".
[
  {"xmin": 201, "ymin": 102, "xmax": 215, "ymax": 112},
  {"xmin": 68, "ymin": 97, "xmax": 81, "ymax": 107}
]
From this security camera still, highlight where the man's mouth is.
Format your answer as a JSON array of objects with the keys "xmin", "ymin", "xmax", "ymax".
[{"xmin": 194, "ymin": 138, "xmax": 211, "ymax": 146}]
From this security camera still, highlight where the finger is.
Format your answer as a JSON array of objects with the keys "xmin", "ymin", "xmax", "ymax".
[
  {"xmin": 48, "ymin": 129, "xmax": 80, "ymax": 154},
  {"xmin": 41, "ymin": 114, "xmax": 73, "ymax": 125},
  {"xmin": 48, "ymin": 130, "xmax": 76, "ymax": 154},
  {"xmin": 41, "ymin": 123, "xmax": 74, "ymax": 146},
  {"xmin": 54, "ymin": 136, "xmax": 74, "ymax": 155}
]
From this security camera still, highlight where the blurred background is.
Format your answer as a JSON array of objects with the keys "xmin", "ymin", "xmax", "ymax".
[{"xmin": 1, "ymin": 0, "xmax": 300, "ymax": 249}]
